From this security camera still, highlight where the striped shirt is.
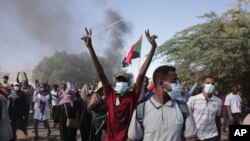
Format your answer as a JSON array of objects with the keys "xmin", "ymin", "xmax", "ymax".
[{"xmin": 187, "ymin": 93, "xmax": 222, "ymax": 140}]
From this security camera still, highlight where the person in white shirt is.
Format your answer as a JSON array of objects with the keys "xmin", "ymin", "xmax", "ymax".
[
  {"xmin": 33, "ymin": 83, "xmax": 51, "ymax": 140},
  {"xmin": 51, "ymin": 84, "xmax": 60, "ymax": 128},
  {"xmin": 224, "ymin": 85, "xmax": 242, "ymax": 125},
  {"xmin": 187, "ymin": 76, "xmax": 222, "ymax": 141}
]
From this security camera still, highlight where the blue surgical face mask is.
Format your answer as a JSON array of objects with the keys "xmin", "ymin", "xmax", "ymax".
[
  {"xmin": 163, "ymin": 81, "xmax": 181, "ymax": 99},
  {"xmin": 204, "ymin": 84, "xmax": 215, "ymax": 95},
  {"xmin": 114, "ymin": 82, "xmax": 129, "ymax": 96}
]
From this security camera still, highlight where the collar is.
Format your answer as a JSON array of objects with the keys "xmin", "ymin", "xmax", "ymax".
[
  {"xmin": 201, "ymin": 93, "xmax": 215, "ymax": 100},
  {"xmin": 150, "ymin": 96, "xmax": 174, "ymax": 109}
]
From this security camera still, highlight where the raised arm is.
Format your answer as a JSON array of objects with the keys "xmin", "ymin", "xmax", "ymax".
[
  {"xmin": 134, "ymin": 29, "xmax": 157, "ymax": 94},
  {"xmin": 16, "ymin": 72, "xmax": 20, "ymax": 83},
  {"xmin": 23, "ymin": 72, "xmax": 29, "ymax": 85},
  {"xmin": 81, "ymin": 28, "xmax": 110, "ymax": 92}
]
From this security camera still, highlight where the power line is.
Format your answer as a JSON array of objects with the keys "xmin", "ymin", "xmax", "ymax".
[
  {"xmin": 0, "ymin": 36, "xmax": 43, "ymax": 58},
  {"xmin": 0, "ymin": 30, "xmax": 48, "ymax": 55}
]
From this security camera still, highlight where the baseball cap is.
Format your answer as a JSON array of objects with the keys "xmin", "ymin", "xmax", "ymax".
[{"xmin": 114, "ymin": 72, "xmax": 129, "ymax": 81}]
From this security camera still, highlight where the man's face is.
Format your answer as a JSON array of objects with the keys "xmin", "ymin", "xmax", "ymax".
[
  {"xmin": 203, "ymin": 78, "xmax": 215, "ymax": 86},
  {"xmin": 160, "ymin": 71, "xmax": 177, "ymax": 92},
  {"xmin": 60, "ymin": 84, "xmax": 66, "ymax": 90},
  {"xmin": 232, "ymin": 87, "xmax": 238, "ymax": 94},
  {"xmin": 180, "ymin": 84, "xmax": 187, "ymax": 95},
  {"xmin": 115, "ymin": 76, "xmax": 128, "ymax": 83},
  {"xmin": 142, "ymin": 77, "xmax": 149, "ymax": 89},
  {"xmin": 2, "ymin": 78, "xmax": 7, "ymax": 83}
]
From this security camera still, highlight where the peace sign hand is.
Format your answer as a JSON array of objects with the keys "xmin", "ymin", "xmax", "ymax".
[
  {"xmin": 145, "ymin": 29, "xmax": 157, "ymax": 47},
  {"xmin": 81, "ymin": 28, "xmax": 92, "ymax": 48}
]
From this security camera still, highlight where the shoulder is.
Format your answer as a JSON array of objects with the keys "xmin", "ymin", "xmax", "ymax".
[
  {"xmin": 213, "ymin": 96, "xmax": 222, "ymax": 104},
  {"xmin": 226, "ymin": 93, "xmax": 232, "ymax": 98},
  {"xmin": 189, "ymin": 93, "xmax": 202, "ymax": 100}
]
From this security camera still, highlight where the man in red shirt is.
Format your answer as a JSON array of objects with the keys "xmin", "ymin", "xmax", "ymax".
[{"xmin": 81, "ymin": 28, "xmax": 157, "ymax": 141}]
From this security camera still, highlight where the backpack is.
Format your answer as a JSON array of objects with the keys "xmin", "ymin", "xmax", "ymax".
[{"xmin": 136, "ymin": 99, "xmax": 189, "ymax": 136}]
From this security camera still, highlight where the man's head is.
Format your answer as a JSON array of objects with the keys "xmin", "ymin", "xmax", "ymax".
[
  {"xmin": 14, "ymin": 82, "xmax": 21, "ymax": 91},
  {"xmin": 20, "ymin": 79, "xmax": 30, "ymax": 89},
  {"xmin": 180, "ymin": 83, "xmax": 188, "ymax": 95},
  {"xmin": 202, "ymin": 75, "xmax": 216, "ymax": 95},
  {"xmin": 231, "ymin": 85, "xmax": 238, "ymax": 94},
  {"xmin": 2, "ymin": 75, "xmax": 9, "ymax": 83},
  {"xmin": 1, "ymin": 83, "xmax": 11, "ymax": 95},
  {"xmin": 60, "ymin": 83, "xmax": 67, "ymax": 91},
  {"xmin": 39, "ymin": 83, "xmax": 46, "ymax": 92},
  {"xmin": 153, "ymin": 65, "xmax": 180, "ymax": 99},
  {"xmin": 114, "ymin": 72, "xmax": 130, "ymax": 96},
  {"xmin": 52, "ymin": 84, "xmax": 59, "ymax": 91},
  {"xmin": 142, "ymin": 76, "xmax": 149, "ymax": 90}
]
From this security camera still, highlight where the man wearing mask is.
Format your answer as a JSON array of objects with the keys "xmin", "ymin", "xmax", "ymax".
[
  {"xmin": 224, "ymin": 85, "xmax": 242, "ymax": 125},
  {"xmin": 128, "ymin": 66, "xmax": 197, "ymax": 141},
  {"xmin": 33, "ymin": 83, "xmax": 51, "ymax": 140},
  {"xmin": 2, "ymin": 75, "xmax": 9, "ymax": 84},
  {"xmin": 82, "ymin": 28, "xmax": 157, "ymax": 141},
  {"xmin": 8, "ymin": 82, "xmax": 28, "ymax": 139},
  {"xmin": 187, "ymin": 76, "xmax": 222, "ymax": 141},
  {"xmin": 138, "ymin": 76, "xmax": 154, "ymax": 103}
]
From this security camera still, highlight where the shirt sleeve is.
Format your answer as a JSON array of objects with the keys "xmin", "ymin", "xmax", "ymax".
[
  {"xmin": 186, "ymin": 82, "xmax": 198, "ymax": 96},
  {"xmin": 187, "ymin": 97, "xmax": 194, "ymax": 112},
  {"xmin": 224, "ymin": 95, "xmax": 230, "ymax": 106},
  {"xmin": 184, "ymin": 106, "xmax": 197, "ymax": 138},
  {"xmin": 217, "ymin": 99, "xmax": 223, "ymax": 116},
  {"xmin": 128, "ymin": 110, "xmax": 144, "ymax": 140}
]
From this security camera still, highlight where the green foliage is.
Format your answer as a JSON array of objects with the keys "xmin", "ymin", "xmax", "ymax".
[
  {"xmin": 157, "ymin": 10, "xmax": 250, "ymax": 93},
  {"xmin": 32, "ymin": 51, "xmax": 115, "ymax": 85}
]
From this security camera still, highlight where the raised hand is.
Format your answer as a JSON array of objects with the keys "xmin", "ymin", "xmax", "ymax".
[
  {"xmin": 195, "ymin": 72, "xmax": 200, "ymax": 82},
  {"xmin": 81, "ymin": 27, "xmax": 92, "ymax": 48},
  {"xmin": 145, "ymin": 29, "xmax": 157, "ymax": 47}
]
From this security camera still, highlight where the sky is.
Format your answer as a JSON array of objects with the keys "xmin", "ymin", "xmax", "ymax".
[{"xmin": 0, "ymin": 0, "xmax": 236, "ymax": 80}]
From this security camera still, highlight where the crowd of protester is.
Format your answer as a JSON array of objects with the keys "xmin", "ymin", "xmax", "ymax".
[{"xmin": 0, "ymin": 29, "xmax": 249, "ymax": 141}]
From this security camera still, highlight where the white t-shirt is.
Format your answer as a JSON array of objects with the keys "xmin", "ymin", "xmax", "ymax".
[
  {"xmin": 224, "ymin": 93, "xmax": 241, "ymax": 113},
  {"xmin": 51, "ymin": 90, "xmax": 59, "ymax": 106}
]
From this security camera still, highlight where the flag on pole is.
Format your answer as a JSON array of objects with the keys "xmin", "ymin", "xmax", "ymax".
[{"xmin": 123, "ymin": 35, "xmax": 142, "ymax": 67}]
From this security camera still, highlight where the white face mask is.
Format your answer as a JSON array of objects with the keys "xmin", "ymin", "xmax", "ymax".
[
  {"xmin": 87, "ymin": 90, "xmax": 92, "ymax": 95},
  {"xmin": 114, "ymin": 82, "xmax": 129, "ymax": 96},
  {"xmin": 40, "ymin": 88, "xmax": 45, "ymax": 91},
  {"xmin": 14, "ymin": 86, "xmax": 20, "ymax": 91},
  {"xmin": 204, "ymin": 84, "xmax": 215, "ymax": 95},
  {"xmin": 163, "ymin": 81, "xmax": 181, "ymax": 99}
]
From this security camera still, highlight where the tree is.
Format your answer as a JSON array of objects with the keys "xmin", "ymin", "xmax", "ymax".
[
  {"xmin": 32, "ymin": 51, "xmax": 115, "ymax": 85},
  {"xmin": 157, "ymin": 10, "xmax": 250, "ymax": 100}
]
